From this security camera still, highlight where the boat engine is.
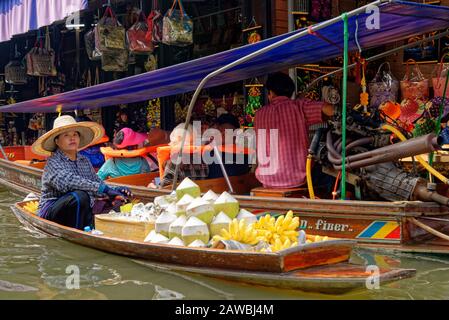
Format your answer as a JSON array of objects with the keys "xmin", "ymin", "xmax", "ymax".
[{"xmin": 315, "ymin": 107, "xmax": 449, "ymax": 205}]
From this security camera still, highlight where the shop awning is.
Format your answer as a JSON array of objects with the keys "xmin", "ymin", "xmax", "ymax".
[
  {"xmin": 0, "ymin": 0, "xmax": 88, "ymax": 42},
  {"xmin": 2, "ymin": 0, "xmax": 449, "ymax": 113}
]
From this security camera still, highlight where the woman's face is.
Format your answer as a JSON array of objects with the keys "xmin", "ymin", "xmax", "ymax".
[
  {"xmin": 120, "ymin": 113, "xmax": 128, "ymax": 122},
  {"xmin": 55, "ymin": 130, "xmax": 80, "ymax": 153}
]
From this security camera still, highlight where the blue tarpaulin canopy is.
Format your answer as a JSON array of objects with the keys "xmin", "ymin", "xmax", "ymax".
[{"xmin": 1, "ymin": 0, "xmax": 449, "ymax": 113}]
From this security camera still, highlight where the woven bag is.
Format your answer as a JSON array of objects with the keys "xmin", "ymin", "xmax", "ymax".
[
  {"xmin": 4, "ymin": 60, "xmax": 27, "ymax": 85},
  {"xmin": 25, "ymin": 30, "xmax": 57, "ymax": 77},
  {"xmin": 432, "ymin": 53, "xmax": 449, "ymax": 98},
  {"xmin": 400, "ymin": 59, "xmax": 429, "ymax": 101},
  {"xmin": 368, "ymin": 62, "xmax": 399, "ymax": 107},
  {"xmin": 162, "ymin": 0, "xmax": 193, "ymax": 47},
  {"xmin": 95, "ymin": 7, "xmax": 126, "ymax": 52}
]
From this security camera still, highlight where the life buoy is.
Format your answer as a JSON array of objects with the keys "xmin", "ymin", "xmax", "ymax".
[{"xmin": 101, "ymin": 144, "xmax": 167, "ymax": 161}]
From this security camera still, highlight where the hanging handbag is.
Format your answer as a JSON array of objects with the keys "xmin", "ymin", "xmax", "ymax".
[
  {"xmin": 432, "ymin": 53, "xmax": 449, "ymax": 98},
  {"xmin": 162, "ymin": 0, "xmax": 193, "ymax": 47},
  {"xmin": 85, "ymin": 28, "xmax": 102, "ymax": 61},
  {"xmin": 146, "ymin": 0, "xmax": 163, "ymax": 44},
  {"xmin": 26, "ymin": 29, "xmax": 57, "ymax": 77},
  {"xmin": 101, "ymin": 49, "xmax": 129, "ymax": 72},
  {"xmin": 4, "ymin": 59, "xmax": 27, "ymax": 85},
  {"xmin": 400, "ymin": 59, "xmax": 429, "ymax": 101},
  {"xmin": 368, "ymin": 62, "xmax": 399, "ymax": 108},
  {"xmin": 127, "ymin": 11, "xmax": 153, "ymax": 54},
  {"xmin": 95, "ymin": 6, "xmax": 126, "ymax": 52}
]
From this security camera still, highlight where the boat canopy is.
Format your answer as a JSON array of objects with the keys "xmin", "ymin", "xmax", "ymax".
[{"xmin": 1, "ymin": 0, "xmax": 449, "ymax": 113}]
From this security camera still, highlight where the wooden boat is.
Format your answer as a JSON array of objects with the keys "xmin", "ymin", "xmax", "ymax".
[
  {"xmin": 11, "ymin": 201, "xmax": 416, "ymax": 294},
  {"xmin": 3, "ymin": 158, "xmax": 449, "ymax": 254}
]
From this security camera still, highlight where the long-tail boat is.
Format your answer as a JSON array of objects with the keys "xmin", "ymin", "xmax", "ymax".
[
  {"xmin": 11, "ymin": 201, "xmax": 415, "ymax": 294},
  {"xmin": 3, "ymin": 1, "xmax": 449, "ymax": 255}
]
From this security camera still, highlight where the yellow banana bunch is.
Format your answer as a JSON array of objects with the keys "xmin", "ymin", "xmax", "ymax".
[
  {"xmin": 213, "ymin": 219, "xmax": 259, "ymax": 245},
  {"xmin": 269, "ymin": 238, "xmax": 298, "ymax": 252},
  {"xmin": 253, "ymin": 211, "xmax": 300, "ymax": 245},
  {"xmin": 306, "ymin": 235, "xmax": 329, "ymax": 244},
  {"xmin": 23, "ymin": 201, "xmax": 39, "ymax": 214}
]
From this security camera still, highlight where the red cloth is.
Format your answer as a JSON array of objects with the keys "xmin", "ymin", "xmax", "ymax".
[{"xmin": 254, "ymin": 97, "xmax": 323, "ymax": 188}]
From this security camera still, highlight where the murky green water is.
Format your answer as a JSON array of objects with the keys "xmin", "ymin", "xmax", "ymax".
[{"xmin": 1, "ymin": 187, "xmax": 449, "ymax": 300}]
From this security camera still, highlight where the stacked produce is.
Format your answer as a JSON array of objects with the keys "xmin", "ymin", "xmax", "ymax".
[
  {"xmin": 97, "ymin": 177, "xmax": 330, "ymax": 252},
  {"xmin": 23, "ymin": 201, "xmax": 39, "ymax": 214}
]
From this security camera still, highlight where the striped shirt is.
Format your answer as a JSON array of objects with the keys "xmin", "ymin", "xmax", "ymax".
[
  {"xmin": 254, "ymin": 97, "xmax": 323, "ymax": 188},
  {"xmin": 38, "ymin": 149, "xmax": 107, "ymax": 217}
]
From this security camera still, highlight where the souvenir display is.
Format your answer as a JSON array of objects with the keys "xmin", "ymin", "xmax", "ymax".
[
  {"xmin": 127, "ymin": 12, "xmax": 153, "ymax": 54},
  {"xmin": 162, "ymin": 0, "xmax": 193, "ymax": 47},
  {"xmin": 25, "ymin": 29, "xmax": 57, "ymax": 77},
  {"xmin": 400, "ymin": 59, "xmax": 429, "ymax": 101},
  {"xmin": 243, "ymin": 83, "xmax": 263, "ymax": 127},
  {"xmin": 146, "ymin": 0, "xmax": 163, "ymax": 44},
  {"xmin": 4, "ymin": 58, "xmax": 27, "ymax": 85},
  {"xmin": 368, "ymin": 62, "xmax": 399, "ymax": 108},
  {"xmin": 432, "ymin": 53, "xmax": 449, "ymax": 98}
]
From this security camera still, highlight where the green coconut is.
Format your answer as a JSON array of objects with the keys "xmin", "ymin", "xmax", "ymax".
[
  {"xmin": 236, "ymin": 209, "xmax": 257, "ymax": 225},
  {"xmin": 213, "ymin": 191, "xmax": 240, "ymax": 219},
  {"xmin": 155, "ymin": 211, "xmax": 177, "ymax": 237},
  {"xmin": 176, "ymin": 177, "xmax": 201, "ymax": 200},
  {"xmin": 182, "ymin": 216, "xmax": 210, "ymax": 246},
  {"xmin": 168, "ymin": 237, "xmax": 185, "ymax": 246},
  {"xmin": 201, "ymin": 190, "xmax": 218, "ymax": 204},
  {"xmin": 175, "ymin": 194, "xmax": 195, "ymax": 216},
  {"xmin": 165, "ymin": 202, "xmax": 177, "ymax": 216},
  {"xmin": 154, "ymin": 194, "xmax": 177, "ymax": 209},
  {"xmin": 210, "ymin": 211, "xmax": 232, "ymax": 236},
  {"xmin": 186, "ymin": 198, "xmax": 215, "ymax": 224},
  {"xmin": 188, "ymin": 239, "xmax": 206, "ymax": 248},
  {"xmin": 151, "ymin": 233, "xmax": 169, "ymax": 244},
  {"xmin": 144, "ymin": 230, "xmax": 157, "ymax": 243},
  {"xmin": 169, "ymin": 215, "xmax": 187, "ymax": 239}
]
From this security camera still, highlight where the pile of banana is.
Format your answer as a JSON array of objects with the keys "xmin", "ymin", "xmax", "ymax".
[
  {"xmin": 306, "ymin": 235, "xmax": 329, "ymax": 243},
  {"xmin": 23, "ymin": 201, "xmax": 39, "ymax": 214},
  {"xmin": 213, "ymin": 219, "xmax": 259, "ymax": 245},
  {"xmin": 213, "ymin": 210, "xmax": 301, "ymax": 252}
]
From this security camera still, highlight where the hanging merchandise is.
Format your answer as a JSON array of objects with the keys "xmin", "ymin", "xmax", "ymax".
[
  {"xmin": 144, "ymin": 53, "xmax": 158, "ymax": 72},
  {"xmin": 368, "ymin": 62, "xmax": 399, "ymax": 108},
  {"xmin": 432, "ymin": 53, "xmax": 449, "ymax": 98},
  {"xmin": 404, "ymin": 34, "xmax": 438, "ymax": 62},
  {"xmin": 95, "ymin": 6, "xmax": 128, "ymax": 72},
  {"xmin": 85, "ymin": 28, "xmax": 102, "ymax": 61},
  {"xmin": 4, "ymin": 45, "xmax": 27, "ymax": 85},
  {"xmin": 28, "ymin": 113, "xmax": 45, "ymax": 131},
  {"xmin": 146, "ymin": 0, "xmax": 163, "ymax": 44},
  {"xmin": 203, "ymin": 97, "xmax": 216, "ymax": 117},
  {"xmin": 242, "ymin": 17, "xmax": 262, "ymax": 45},
  {"xmin": 400, "ymin": 59, "xmax": 429, "ymax": 101},
  {"xmin": 310, "ymin": 0, "xmax": 332, "ymax": 22},
  {"xmin": 162, "ymin": 0, "xmax": 193, "ymax": 47},
  {"xmin": 243, "ymin": 82, "xmax": 263, "ymax": 127},
  {"xmin": 127, "ymin": 11, "xmax": 153, "ymax": 54},
  {"xmin": 175, "ymin": 101, "xmax": 188, "ymax": 124},
  {"xmin": 25, "ymin": 28, "xmax": 57, "ymax": 77},
  {"xmin": 147, "ymin": 98, "xmax": 161, "ymax": 129},
  {"xmin": 46, "ymin": 72, "xmax": 66, "ymax": 96}
]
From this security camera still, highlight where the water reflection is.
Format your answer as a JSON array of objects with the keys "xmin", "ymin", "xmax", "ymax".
[{"xmin": 2, "ymin": 187, "xmax": 449, "ymax": 299}]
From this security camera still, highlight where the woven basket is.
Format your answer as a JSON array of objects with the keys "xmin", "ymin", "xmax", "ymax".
[
  {"xmin": 26, "ymin": 47, "xmax": 57, "ymax": 77},
  {"xmin": 4, "ymin": 60, "xmax": 27, "ymax": 85}
]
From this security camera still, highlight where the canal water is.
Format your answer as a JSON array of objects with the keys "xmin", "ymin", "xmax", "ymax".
[{"xmin": 1, "ymin": 186, "xmax": 449, "ymax": 300}]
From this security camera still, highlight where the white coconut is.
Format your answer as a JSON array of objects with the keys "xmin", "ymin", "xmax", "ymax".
[
  {"xmin": 210, "ymin": 211, "xmax": 232, "ymax": 236},
  {"xmin": 154, "ymin": 194, "xmax": 177, "ymax": 208},
  {"xmin": 175, "ymin": 194, "xmax": 195, "ymax": 216},
  {"xmin": 214, "ymin": 191, "xmax": 240, "ymax": 219},
  {"xmin": 168, "ymin": 237, "xmax": 185, "ymax": 246},
  {"xmin": 165, "ymin": 202, "xmax": 177, "ymax": 216},
  {"xmin": 176, "ymin": 177, "xmax": 201, "ymax": 200},
  {"xmin": 169, "ymin": 215, "xmax": 187, "ymax": 239},
  {"xmin": 144, "ymin": 230, "xmax": 157, "ymax": 243},
  {"xmin": 151, "ymin": 233, "xmax": 169, "ymax": 244},
  {"xmin": 182, "ymin": 216, "xmax": 210, "ymax": 246},
  {"xmin": 202, "ymin": 190, "xmax": 218, "ymax": 204},
  {"xmin": 188, "ymin": 239, "xmax": 206, "ymax": 248},
  {"xmin": 236, "ymin": 209, "xmax": 257, "ymax": 225},
  {"xmin": 186, "ymin": 198, "xmax": 215, "ymax": 224},
  {"xmin": 155, "ymin": 211, "xmax": 177, "ymax": 237}
]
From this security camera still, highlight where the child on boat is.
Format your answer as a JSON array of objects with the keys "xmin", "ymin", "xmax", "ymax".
[
  {"xmin": 97, "ymin": 127, "xmax": 159, "ymax": 180},
  {"xmin": 31, "ymin": 115, "xmax": 133, "ymax": 230}
]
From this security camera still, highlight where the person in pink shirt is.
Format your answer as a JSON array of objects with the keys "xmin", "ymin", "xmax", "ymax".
[{"xmin": 254, "ymin": 72, "xmax": 334, "ymax": 188}]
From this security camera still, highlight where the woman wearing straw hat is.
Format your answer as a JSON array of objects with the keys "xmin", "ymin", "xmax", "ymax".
[{"xmin": 32, "ymin": 115, "xmax": 133, "ymax": 230}]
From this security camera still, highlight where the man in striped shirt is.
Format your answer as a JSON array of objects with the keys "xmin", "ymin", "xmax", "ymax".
[{"xmin": 254, "ymin": 72, "xmax": 334, "ymax": 189}]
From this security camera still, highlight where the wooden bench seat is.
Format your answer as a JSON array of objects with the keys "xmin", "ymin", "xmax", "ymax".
[{"xmin": 250, "ymin": 186, "xmax": 308, "ymax": 198}]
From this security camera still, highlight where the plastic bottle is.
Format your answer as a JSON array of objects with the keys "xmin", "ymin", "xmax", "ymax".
[{"xmin": 84, "ymin": 226, "xmax": 92, "ymax": 232}]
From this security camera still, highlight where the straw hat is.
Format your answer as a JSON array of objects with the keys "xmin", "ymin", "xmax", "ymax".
[{"xmin": 32, "ymin": 115, "xmax": 105, "ymax": 156}]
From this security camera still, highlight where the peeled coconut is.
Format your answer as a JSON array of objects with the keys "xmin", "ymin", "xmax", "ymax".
[
  {"xmin": 236, "ymin": 209, "xmax": 257, "ymax": 225},
  {"xmin": 168, "ymin": 237, "xmax": 185, "ymax": 246},
  {"xmin": 176, "ymin": 177, "xmax": 201, "ymax": 200},
  {"xmin": 154, "ymin": 194, "xmax": 177, "ymax": 208},
  {"xmin": 151, "ymin": 233, "xmax": 169, "ymax": 244},
  {"xmin": 214, "ymin": 191, "xmax": 240, "ymax": 219},
  {"xmin": 131, "ymin": 203, "xmax": 145, "ymax": 216},
  {"xmin": 182, "ymin": 216, "xmax": 210, "ymax": 246},
  {"xmin": 210, "ymin": 212, "xmax": 232, "ymax": 236},
  {"xmin": 175, "ymin": 194, "xmax": 195, "ymax": 216},
  {"xmin": 155, "ymin": 211, "xmax": 177, "ymax": 237},
  {"xmin": 202, "ymin": 190, "xmax": 218, "ymax": 204},
  {"xmin": 165, "ymin": 202, "xmax": 177, "ymax": 216},
  {"xmin": 169, "ymin": 215, "xmax": 187, "ymax": 239},
  {"xmin": 186, "ymin": 198, "xmax": 215, "ymax": 224},
  {"xmin": 144, "ymin": 230, "xmax": 157, "ymax": 243},
  {"xmin": 188, "ymin": 239, "xmax": 206, "ymax": 248}
]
